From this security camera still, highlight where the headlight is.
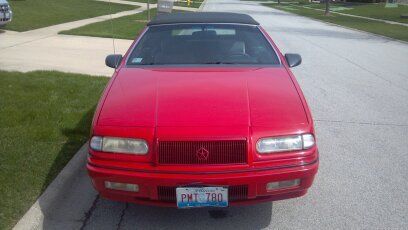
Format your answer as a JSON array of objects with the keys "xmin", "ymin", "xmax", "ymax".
[
  {"xmin": 256, "ymin": 134, "xmax": 315, "ymax": 154},
  {"xmin": 90, "ymin": 136, "xmax": 148, "ymax": 155}
]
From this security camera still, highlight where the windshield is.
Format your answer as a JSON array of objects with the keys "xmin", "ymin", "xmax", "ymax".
[{"xmin": 127, "ymin": 24, "xmax": 281, "ymax": 66}]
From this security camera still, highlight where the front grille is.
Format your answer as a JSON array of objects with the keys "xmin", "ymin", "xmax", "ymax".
[
  {"xmin": 158, "ymin": 185, "xmax": 248, "ymax": 202},
  {"xmin": 157, "ymin": 140, "xmax": 247, "ymax": 164}
]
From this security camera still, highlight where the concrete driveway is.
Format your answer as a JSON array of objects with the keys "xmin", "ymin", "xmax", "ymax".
[{"xmin": 13, "ymin": 0, "xmax": 408, "ymax": 229}]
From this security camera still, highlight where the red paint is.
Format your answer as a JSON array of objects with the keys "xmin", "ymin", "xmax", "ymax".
[{"xmin": 87, "ymin": 25, "xmax": 319, "ymax": 207}]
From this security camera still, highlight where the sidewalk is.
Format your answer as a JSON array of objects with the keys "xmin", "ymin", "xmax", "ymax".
[
  {"xmin": 96, "ymin": 0, "xmax": 200, "ymax": 13},
  {"xmin": 0, "ymin": 0, "xmax": 198, "ymax": 76},
  {"xmin": 0, "ymin": 5, "xmax": 143, "ymax": 76}
]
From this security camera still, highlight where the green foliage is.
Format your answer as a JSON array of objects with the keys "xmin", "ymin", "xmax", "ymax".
[
  {"xmin": 126, "ymin": 0, "xmax": 158, "ymax": 3},
  {"xmin": 61, "ymin": 8, "xmax": 157, "ymax": 40},
  {"xmin": 61, "ymin": 9, "xmax": 187, "ymax": 40},
  {"xmin": 0, "ymin": 71, "xmax": 108, "ymax": 229},
  {"xmin": 173, "ymin": 0, "xmax": 203, "ymax": 8},
  {"xmin": 300, "ymin": 3, "xmax": 408, "ymax": 23},
  {"xmin": 5, "ymin": 0, "xmax": 137, "ymax": 31}
]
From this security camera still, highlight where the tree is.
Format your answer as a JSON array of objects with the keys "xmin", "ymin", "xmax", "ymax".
[{"xmin": 325, "ymin": 0, "xmax": 330, "ymax": 16}]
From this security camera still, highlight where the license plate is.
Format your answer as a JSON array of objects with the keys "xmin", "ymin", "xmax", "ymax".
[
  {"xmin": 5, "ymin": 13, "xmax": 10, "ymax": 18},
  {"xmin": 176, "ymin": 187, "xmax": 228, "ymax": 208}
]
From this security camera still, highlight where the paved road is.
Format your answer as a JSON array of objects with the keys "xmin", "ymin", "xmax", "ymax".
[
  {"xmin": 14, "ymin": 0, "xmax": 408, "ymax": 229},
  {"xmin": 203, "ymin": 1, "xmax": 408, "ymax": 229}
]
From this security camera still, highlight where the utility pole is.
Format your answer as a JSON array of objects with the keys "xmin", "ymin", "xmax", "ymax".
[
  {"xmin": 325, "ymin": 0, "xmax": 330, "ymax": 16},
  {"xmin": 147, "ymin": 0, "xmax": 150, "ymax": 21}
]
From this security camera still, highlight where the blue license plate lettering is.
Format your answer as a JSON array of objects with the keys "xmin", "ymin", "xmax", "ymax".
[{"xmin": 176, "ymin": 187, "xmax": 228, "ymax": 208}]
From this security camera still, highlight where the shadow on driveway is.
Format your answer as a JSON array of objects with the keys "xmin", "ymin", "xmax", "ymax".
[
  {"xmin": 36, "ymin": 108, "xmax": 98, "ymax": 229},
  {"xmin": 119, "ymin": 202, "xmax": 273, "ymax": 229},
  {"xmin": 40, "ymin": 107, "xmax": 95, "ymax": 193},
  {"xmin": 83, "ymin": 196, "xmax": 273, "ymax": 230}
]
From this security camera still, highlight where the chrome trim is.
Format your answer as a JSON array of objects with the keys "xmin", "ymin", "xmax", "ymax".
[
  {"xmin": 88, "ymin": 158, "xmax": 319, "ymax": 175},
  {"xmin": 257, "ymin": 25, "xmax": 282, "ymax": 65}
]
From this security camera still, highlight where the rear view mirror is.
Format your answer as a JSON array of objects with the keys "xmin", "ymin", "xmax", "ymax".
[
  {"xmin": 285, "ymin": 53, "xmax": 302, "ymax": 68},
  {"xmin": 105, "ymin": 54, "xmax": 123, "ymax": 69}
]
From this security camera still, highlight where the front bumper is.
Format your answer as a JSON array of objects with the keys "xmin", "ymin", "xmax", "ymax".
[{"xmin": 87, "ymin": 159, "xmax": 318, "ymax": 207}]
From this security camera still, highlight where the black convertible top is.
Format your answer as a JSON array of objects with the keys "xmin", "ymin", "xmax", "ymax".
[{"xmin": 147, "ymin": 12, "xmax": 260, "ymax": 26}]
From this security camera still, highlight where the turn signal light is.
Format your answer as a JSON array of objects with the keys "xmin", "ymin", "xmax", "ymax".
[
  {"xmin": 266, "ymin": 179, "xmax": 300, "ymax": 191},
  {"xmin": 105, "ymin": 181, "xmax": 139, "ymax": 192}
]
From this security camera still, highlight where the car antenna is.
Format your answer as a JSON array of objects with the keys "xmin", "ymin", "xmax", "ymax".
[{"xmin": 108, "ymin": 0, "xmax": 117, "ymax": 55}]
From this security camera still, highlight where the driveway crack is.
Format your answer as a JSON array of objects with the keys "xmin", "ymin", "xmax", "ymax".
[
  {"xmin": 80, "ymin": 194, "xmax": 100, "ymax": 230},
  {"xmin": 117, "ymin": 203, "xmax": 129, "ymax": 230}
]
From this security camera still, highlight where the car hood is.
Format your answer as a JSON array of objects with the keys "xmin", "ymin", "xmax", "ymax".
[
  {"xmin": 97, "ymin": 67, "xmax": 308, "ymax": 128},
  {"xmin": 0, "ymin": 0, "xmax": 9, "ymax": 5}
]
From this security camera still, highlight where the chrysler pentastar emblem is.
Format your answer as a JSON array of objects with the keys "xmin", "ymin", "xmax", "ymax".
[{"xmin": 196, "ymin": 147, "xmax": 209, "ymax": 160}]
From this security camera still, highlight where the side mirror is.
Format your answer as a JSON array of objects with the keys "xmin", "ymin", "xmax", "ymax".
[
  {"xmin": 105, "ymin": 54, "xmax": 123, "ymax": 69},
  {"xmin": 285, "ymin": 53, "xmax": 302, "ymax": 68}
]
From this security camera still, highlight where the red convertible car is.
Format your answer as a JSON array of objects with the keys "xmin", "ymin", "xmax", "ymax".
[{"xmin": 88, "ymin": 12, "xmax": 318, "ymax": 208}]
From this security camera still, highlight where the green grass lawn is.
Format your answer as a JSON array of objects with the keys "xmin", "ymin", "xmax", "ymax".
[
  {"xmin": 264, "ymin": 3, "xmax": 408, "ymax": 42},
  {"xmin": 60, "ymin": 9, "xmax": 155, "ymax": 40},
  {"xmin": 5, "ymin": 0, "xmax": 137, "ymax": 31},
  {"xmin": 0, "ymin": 71, "xmax": 108, "ymax": 229},
  {"xmin": 173, "ymin": 0, "xmax": 203, "ymax": 8},
  {"xmin": 300, "ymin": 3, "xmax": 408, "ymax": 23},
  {"xmin": 60, "ymin": 9, "xmax": 187, "ymax": 40},
  {"xmin": 125, "ymin": 0, "xmax": 158, "ymax": 3},
  {"xmin": 126, "ymin": 0, "xmax": 201, "ymax": 8}
]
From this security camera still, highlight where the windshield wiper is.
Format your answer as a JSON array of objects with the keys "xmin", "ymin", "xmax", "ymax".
[
  {"xmin": 135, "ymin": 62, "xmax": 238, "ymax": 65},
  {"xmin": 204, "ymin": 61, "xmax": 236, "ymax": 64}
]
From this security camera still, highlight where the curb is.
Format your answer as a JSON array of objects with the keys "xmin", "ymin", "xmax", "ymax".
[{"xmin": 13, "ymin": 144, "xmax": 89, "ymax": 230}]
